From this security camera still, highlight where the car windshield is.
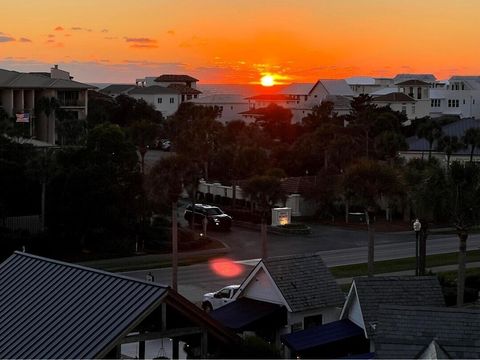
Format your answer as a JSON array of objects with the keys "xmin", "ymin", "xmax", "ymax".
[{"xmin": 206, "ymin": 208, "xmax": 223, "ymax": 215}]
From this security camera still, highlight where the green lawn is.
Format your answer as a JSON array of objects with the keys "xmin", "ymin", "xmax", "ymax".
[{"xmin": 330, "ymin": 250, "xmax": 480, "ymax": 278}]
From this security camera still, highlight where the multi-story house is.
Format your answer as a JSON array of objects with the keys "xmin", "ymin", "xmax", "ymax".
[
  {"xmin": 190, "ymin": 94, "xmax": 249, "ymax": 124},
  {"xmin": 129, "ymin": 74, "xmax": 202, "ymax": 117},
  {"xmin": 0, "ymin": 65, "xmax": 92, "ymax": 144},
  {"xmin": 245, "ymin": 80, "xmax": 354, "ymax": 123}
]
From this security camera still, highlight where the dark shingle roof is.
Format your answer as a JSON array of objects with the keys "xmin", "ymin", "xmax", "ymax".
[
  {"xmin": 100, "ymin": 84, "xmax": 137, "ymax": 95},
  {"xmin": 0, "ymin": 252, "xmax": 168, "ymax": 359},
  {"xmin": 263, "ymin": 253, "xmax": 345, "ymax": 312},
  {"xmin": 280, "ymin": 176, "xmax": 317, "ymax": 195},
  {"xmin": 353, "ymin": 276, "xmax": 445, "ymax": 339},
  {"xmin": 155, "ymin": 74, "xmax": 198, "ymax": 83},
  {"xmin": 128, "ymin": 85, "xmax": 180, "ymax": 95},
  {"xmin": 375, "ymin": 305, "xmax": 480, "ymax": 359},
  {"xmin": 372, "ymin": 92, "xmax": 415, "ymax": 102}
]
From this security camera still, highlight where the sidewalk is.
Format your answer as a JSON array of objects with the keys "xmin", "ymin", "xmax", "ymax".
[{"xmin": 336, "ymin": 261, "xmax": 480, "ymax": 285}]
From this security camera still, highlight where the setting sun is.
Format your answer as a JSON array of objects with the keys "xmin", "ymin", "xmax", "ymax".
[{"xmin": 260, "ymin": 75, "xmax": 275, "ymax": 87}]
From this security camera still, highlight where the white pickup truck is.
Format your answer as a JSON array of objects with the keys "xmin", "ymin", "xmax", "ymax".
[{"xmin": 202, "ymin": 285, "xmax": 240, "ymax": 312}]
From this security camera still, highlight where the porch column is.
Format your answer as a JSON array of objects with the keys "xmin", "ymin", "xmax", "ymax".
[
  {"xmin": 200, "ymin": 329, "xmax": 208, "ymax": 359},
  {"xmin": 172, "ymin": 339, "xmax": 179, "ymax": 359}
]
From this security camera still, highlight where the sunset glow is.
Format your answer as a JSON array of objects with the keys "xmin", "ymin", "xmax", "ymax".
[
  {"xmin": 260, "ymin": 75, "xmax": 275, "ymax": 87},
  {"xmin": 1, "ymin": 0, "xmax": 480, "ymax": 83}
]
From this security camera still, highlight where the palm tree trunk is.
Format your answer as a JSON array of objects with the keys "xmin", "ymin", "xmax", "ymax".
[
  {"xmin": 232, "ymin": 179, "xmax": 237, "ymax": 209},
  {"xmin": 345, "ymin": 198, "xmax": 349, "ymax": 224},
  {"xmin": 172, "ymin": 201, "xmax": 178, "ymax": 291},
  {"xmin": 366, "ymin": 210, "xmax": 375, "ymax": 276},
  {"xmin": 261, "ymin": 217, "xmax": 268, "ymax": 259},
  {"xmin": 456, "ymin": 230, "xmax": 468, "ymax": 306},
  {"xmin": 470, "ymin": 145, "xmax": 475, "ymax": 163}
]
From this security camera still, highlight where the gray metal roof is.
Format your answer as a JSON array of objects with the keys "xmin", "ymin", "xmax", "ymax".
[
  {"xmin": 375, "ymin": 305, "xmax": 480, "ymax": 359},
  {"xmin": 407, "ymin": 118, "xmax": 480, "ymax": 153},
  {"xmin": 352, "ymin": 276, "xmax": 445, "ymax": 339},
  {"xmin": 0, "ymin": 68, "xmax": 93, "ymax": 89},
  {"xmin": 100, "ymin": 84, "xmax": 137, "ymax": 95},
  {"xmin": 0, "ymin": 252, "xmax": 168, "ymax": 359},
  {"xmin": 128, "ymin": 85, "xmax": 180, "ymax": 95},
  {"xmin": 263, "ymin": 253, "xmax": 345, "ymax": 312}
]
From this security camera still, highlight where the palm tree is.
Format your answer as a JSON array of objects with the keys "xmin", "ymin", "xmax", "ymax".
[
  {"xmin": 447, "ymin": 162, "xmax": 480, "ymax": 306},
  {"xmin": 130, "ymin": 119, "xmax": 159, "ymax": 174},
  {"xmin": 242, "ymin": 174, "xmax": 285, "ymax": 259},
  {"xmin": 436, "ymin": 135, "xmax": 463, "ymax": 167},
  {"xmin": 148, "ymin": 155, "xmax": 188, "ymax": 291},
  {"xmin": 343, "ymin": 160, "xmax": 402, "ymax": 276},
  {"xmin": 36, "ymin": 97, "xmax": 59, "ymax": 144},
  {"xmin": 416, "ymin": 119, "xmax": 443, "ymax": 159},
  {"xmin": 462, "ymin": 128, "xmax": 480, "ymax": 162}
]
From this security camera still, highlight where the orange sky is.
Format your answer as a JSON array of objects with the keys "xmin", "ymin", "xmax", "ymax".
[{"xmin": 1, "ymin": 0, "xmax": 479, "ymax": 84}]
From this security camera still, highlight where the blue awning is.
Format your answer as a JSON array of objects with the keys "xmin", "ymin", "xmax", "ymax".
[
  {"xmin": 210, "ymin": 297, "xmax": 286, "ymax": 331},
  {"xmin": 281, "ymin": 319, "xmax": 364, "ymax": 352}
]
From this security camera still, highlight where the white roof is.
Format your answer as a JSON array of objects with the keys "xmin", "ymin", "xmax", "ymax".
[
  {"xmin": 346, "ymin": 76, "xmax": 376, "ymax": 85},
  {"xmin": 370, "ymin": 87, "xmax": 399, "ymax": 96},
  {"xmin": 191, "ymin": 94, "xmax": 247, "ymax": 104},
  {"xmin": 318, "ymin": 79, "xmax": 354, "ymax": 96},
  {"xmin": 278, "ymin": 83, "xmax": 315, "ymax": 95},
  {"xmin": 393, "ymin": 74, "xmax": 436, "ymax": 84},
  {"xmin": 449, "ymin": 76, "xmax": 480, "ymax": 90}
]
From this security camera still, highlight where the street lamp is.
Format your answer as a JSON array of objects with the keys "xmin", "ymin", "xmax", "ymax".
[{"xmin": 413, "ymin": 219, "xmax": 421, "ymax": 276}]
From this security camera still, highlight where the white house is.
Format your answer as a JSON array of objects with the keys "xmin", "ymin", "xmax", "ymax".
[
  {"xmin": 245, "ymin": 80, "xmax": 354, "ymax": 123},
  {"xmin": 0, "ymin": 65, "xmax": 93, "ymax": 144},
  {"xmin": 128, "ymin": 85, "xmax": 181, "ymax": 117},
  {"xmin": 211, "ymin": 254, "xmax": 345, "ymax": 358},
  {"xmin": 371, "ymin": 92, "xmax": 417, "ymax": 121},
  {"xmin": 190, "ymin": 94, "xmax": 249, "ymax": 124}
]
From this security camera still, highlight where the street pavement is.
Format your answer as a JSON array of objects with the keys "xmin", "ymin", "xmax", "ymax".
[{"xmin": 123, "ymin": 224, "xmax": 480, "ymax": 304}]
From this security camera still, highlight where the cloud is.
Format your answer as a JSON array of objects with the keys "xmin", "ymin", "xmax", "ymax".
[
  {"xmin": 124, "ymin": 37, "xmax": 157, "ymax": 44},
  {"xmin": 47, "ymin": 34, "xmax": 55, "ymax": 38},
  {"xmin": 64, "ymin": 34, "xmax": 71, "ymax": 37},
  {"xmin": 104, "ymin": 36, "xmax": 117, "ymax": 40},
  {"xmin": 0, "ymin": 36, "xmax": 15, "ymax": 42},
  {"xmin": 54, "ymin": 26, "xmax": 64, "ymax": 31},
  {"xmin": 124, "ymin": 37, "xmax": 158, "ymax": 48},
  {"xmin": 130, "ymin": 44, "xmax": 158, "ymax": 49},
  {"xmin": 46, "ymin": 39, "xmax": 55, "ymax": 43},
  {"xmin": 19, "ymin": 37, "xmax": 32, "ymax": 43},
  {"xmin": 101, "ymin": 29, "xmax": 109, "ymax": 33},
  {"xmin": 167, "ymin": 30, "xmax": 175, "ymax": 35},
  {"xmin": 71, "ymin": 27, "xmax": 83, "ymax": 31}
]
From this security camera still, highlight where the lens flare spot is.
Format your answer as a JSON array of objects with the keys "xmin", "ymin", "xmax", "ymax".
[{"xmin": 209, "ymin": 258, "xmax": 244, "ymax": 278}]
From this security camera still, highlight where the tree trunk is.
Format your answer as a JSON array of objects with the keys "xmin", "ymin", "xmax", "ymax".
[
  {"xmin": 41, "ymin": 179, "xmax": 46, "ymax": 232},
  {"xmin": 345, "ymin": 199, "xmax": 349, "ymax": 224},
  {"xmin": 419, "ymin": 229, "xmax": 427, "ymax": 276},
  {"xmin": 232, "ymin": 179, "xmax": 237, "ymax": 209},
  {"xmin": 172, "ymin": 201, "xmax": 178, "ymax": 291},
  {"xmin": 366, "ymin": 210, "xmax": 375, "ymax": 277},
  {"xmin": 261, "ymin": 217, "xmax": 268, "ymax": 259},
  {"xmin": 139, "ymin": 146, "xmax": 147, "ymax": 174},
  {"xmin": 456, "ymin": 230, "xmax": 468, "ymax": 306},
  {"xmin": 470, "ymin": 146, "xmax": 475, "ymax": 163}
]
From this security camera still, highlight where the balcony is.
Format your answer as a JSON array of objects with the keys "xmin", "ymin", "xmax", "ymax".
[{"xmin": 58, "ymin": 99, "xmax": 85, "ymax": 107}]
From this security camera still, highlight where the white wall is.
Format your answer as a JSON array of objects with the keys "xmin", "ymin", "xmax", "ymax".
[
  {"xmin": 241, "ymin": 268, "xmax": 285, "ymax": 305},
  {"xmin": 130, "ymin": 93, "xmax": 181, "ymax": 117}
]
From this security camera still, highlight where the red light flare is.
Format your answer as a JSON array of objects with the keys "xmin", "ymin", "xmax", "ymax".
[{"xmin": 209, "ymin": 257, "xmax": 245, "ymax": 278}]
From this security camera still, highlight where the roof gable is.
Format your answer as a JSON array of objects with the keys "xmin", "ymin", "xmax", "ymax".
[
  {"xmin": 318, "ymin": 79, "xmax": 355, "ymax": 96},
  {"xmin": 0, "ymin": 252, "xmax": 168, "ymax": 359},
  {"xmin": 372, "ymin": 92, "xmax": 415, "ymax": 102},
  {"xmin": 262, "ymin": 254, "xmax": 345, "ymax": 312},
  {"xmin": 352, "ymin": 276, "xmax": 445, "ymax": 339},
  {"xmin": 375, "ymin": 305, "xmax": 480, "ymax": 359}
]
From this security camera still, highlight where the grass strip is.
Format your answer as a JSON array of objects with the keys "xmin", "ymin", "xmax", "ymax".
[{"xmin": 330, "ymin": 249, "xmax": 480, "ymax": 278}]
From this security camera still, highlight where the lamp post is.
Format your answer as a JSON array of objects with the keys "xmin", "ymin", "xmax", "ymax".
[{"xmin": 413, "ymin": 219, "xmax": 421, "ymax": 276}]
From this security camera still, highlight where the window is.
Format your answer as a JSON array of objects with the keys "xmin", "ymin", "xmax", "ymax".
[
  {"xmin": 401, "ymin": 105, "xmax": 407, "ymax": 114},
  {"xmin": 462, "ymin": 84, "xmax": 465, "ymax": 90},
  {"xmin": 456, "ymin": 99, "xmax": 459, "ymax": 107},
  {"xmin": 170, "ymin": 98, "xmax": 175, "ymax": 103},
  {"xmin": 464, "ymin": 99, "xmax": 466, "ymax": 105},
  {"xmin": 417, "ymin": 87, "xmax": 422, "ymax": 99},
  {"xmin": 304, "ymin": 315, "xmax": 323, "ymax": 329},
  {"xmin": 412, "ymin": 105, "xmax": 416, "ymax": 114},
  {"xmin": 448, "ymin": 100, "xmax": 452, "ymax": 107},
  {"xmin": 230, "ymin": 106, "xmax": 233, "ymax": 110},
  {"xmin": 157, "ymin": 97, "xmax": 162, "ymax": 104}
]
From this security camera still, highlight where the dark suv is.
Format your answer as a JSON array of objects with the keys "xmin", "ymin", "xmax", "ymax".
[{"xmin": 184, "ymin": 204, "xmax": 232, "ymax": 230}]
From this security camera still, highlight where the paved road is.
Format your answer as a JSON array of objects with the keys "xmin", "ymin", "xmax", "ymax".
[{"xmin": 123, "ymin": 225, "xmax": 480, "ymax": 303}]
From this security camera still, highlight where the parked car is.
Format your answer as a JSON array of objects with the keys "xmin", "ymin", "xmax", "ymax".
[
  {"xmin": 202, "ymin": 285, "xmax": 240, "ymax": 312},
  {"xmin": 184, "ymin": 204, "xmax": 232, "ymax": 230}
]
